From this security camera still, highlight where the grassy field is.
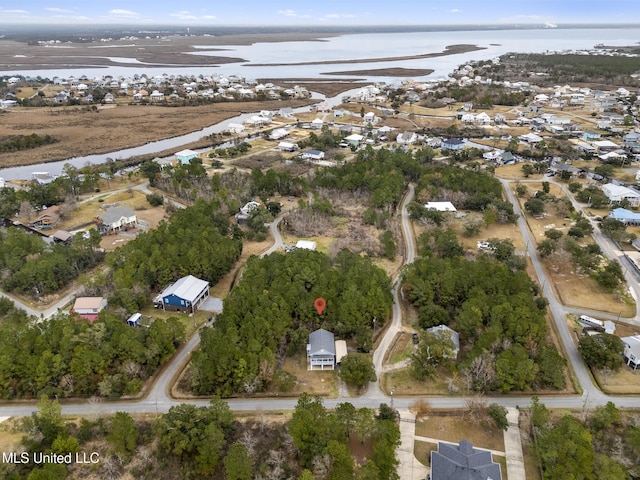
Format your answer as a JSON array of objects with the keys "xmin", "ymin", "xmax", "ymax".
[{"xmin": 415, "ymin": 414, "xmax": 506, "ymax": 452}]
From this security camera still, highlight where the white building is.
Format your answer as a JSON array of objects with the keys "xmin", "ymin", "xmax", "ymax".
[{"xmin": 602, "ymin": 183, "xmax": 640, "ymax": 206}]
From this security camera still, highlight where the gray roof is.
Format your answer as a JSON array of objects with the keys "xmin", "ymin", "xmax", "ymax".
[
  {"xmin": 309, "ymin": 329, "xmax": 335, "ymax": 356},
  {"xmin": 161, "ymin": 275, "xmax": 209, "ymax": 303},
  {"xmin": 431, "ymin": 440, "xmax": 502, "ymax": 480},
  {"xmin": 98, "ymin": 205, "xmax": 136, "ymax": 225},
  {"xmin": 426, "ymin": 325, "xmax": 460, "ymax": 352}
]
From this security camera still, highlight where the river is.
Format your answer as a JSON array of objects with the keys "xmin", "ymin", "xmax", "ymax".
[{"xmin": 0, "ymin": 88, "xmax": 358, "ymax": 181}]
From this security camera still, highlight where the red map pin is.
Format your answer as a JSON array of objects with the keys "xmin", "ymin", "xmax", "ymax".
[{"xmin": 314, "ymin": 297, "xmax": 326, "ymax": 315}]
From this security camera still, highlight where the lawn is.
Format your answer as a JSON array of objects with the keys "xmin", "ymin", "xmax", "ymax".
[{"xmin": 415, "ymin": 414, "xmax": 505, "ymax": 452}]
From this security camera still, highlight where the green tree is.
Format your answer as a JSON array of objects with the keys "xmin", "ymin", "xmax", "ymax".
[
  {"xmin": 542, "ymin": 181, "xmax": 550, "ymax": 194},
  {"xmin": 335, "ymin": 402, "xmax": 357, "ymax": 437},
  {"xmin": 589, "ymin": 401, "xmax": 621, "ymax": 433},
  {"xmin": 536, "ymin": 415, "xmax": 595, "ymax": 480},
  {"xmin": 298, "ymin": 470, "xmax": 315, "ymax": 480},
  {"xmin": 51, "ymin": 434, "xmax": 79, "ymax": 454},
  {"xmin": 487, "ymin": 403, "xmax": 509, "ymax": 431},
  {"xmin": 600, "ymin": 217, "xmax": 626, "ymax": 242},
  {"xmin": 107, "ymin": 412, "xmax": 138, "ymax": 458},
  {"xmin": 31, "ymin": 395, "xmax": 66, "ymax": 446},
  {"xmin": 224, "ymin": 443, "xmax": 253, "ymax": 480},
  {"xmin": 537, "ymin": 239, "xmax": 557, "ymax": 258},
  {"xmin": 411, "ymin": 330, "xmax": 456, "ymax": 380},
  {"xmin": 524, "ymin": 197, "xmax": 545, "ymax": 215},
  {"xmin": 578, "ymin": 334, "xmax": 624, "ymax": 371},
  {"xmin": 495, "ymin": 344, "xmax": 538, "ymax": 392},
  {"xmin": 529, "ymin": 396, "xmax": 550, "ymax": 429},
  {"xmin": 326, "ymin": 440, "xmax": 355, "ymax": 480},
  {"xmin": 339, "ymin": 353, "xmax": 377, "ymax": 388},
  {"xmin": 595, "ymin": 260, "xmax": 625, "ymax": 290}
]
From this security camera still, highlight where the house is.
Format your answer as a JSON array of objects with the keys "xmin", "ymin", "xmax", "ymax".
[
  {"xmin": 30, "ymin": 205, "xmax": 61, "ymax": 228},
  {"xmin": 593, "ymin": 140, "xmax": 620, "ymax": 153},
  {"xmin": 296, "ymin": 240, "xmax": 317, "ymax": 251},
  {"xmin": 278, "ymin": 141, "xmax": 298, "ymax": 152},
  {"xmin": 72, "ymin": 297, "xmax": 107, "ymax": 323},
  {"xmin": 310, "ymin": 118, "xmax": 324, "ymax": 130},
  {"xmin": 518, "ymin": 133, "xmax": 543, "ymax": 144},
  {"xmin": 227, "ymin": 123, "xmax": 245, "ymax": 134},
  {"xmin": 175, "ymin": 149, "xmax": 199, "ymax": 165},
  {"xmin": 154, "ymin": 275, "xmax": 210, "ymax": 314},
  {"xmin": 608, "ymin": 208, "xmax": 640, "ymax": 226},
  {"xmin": 149, "ymin": 90, "xmax": 164, "ymax": 102},
  {"xmin": 602, "ymin": 184, "xmax": 640, "ymax": 206},
  {"xmin": 442, "ymin": 138, "xmax": 465, "ymax": 151},
  {"xmin": 431, "ymin": 440, "xmax": 502, "ymax": 480},
  {"xmin": 301, "ymin": 149, "xmax": 325, "ymax": 161},
  {"xmin": 582, "ymin": 130, "xmax": 601, "ymax": 142},
  {"xmin": 269, "ymin": 128, "xmax": 289, "ymax": 140},
  {"xmin": 32, "ymin": 172, "xmax": 56, "ymax": 184},
  {"xmin": 425, "ymin": 202, "xmax": 457, "ymax": 212},
  {"xmin": 307, "ymin": 328, "xmax": 336, "ymax": 370},
  {"xmin": 397, "ymin": 131, "xmax": 418, "ymax": 145},
  {"xmin": 426, "ymin": 325, "xmax": 460, "ymax": 358},
  {"xmin": 622, "ymin": 335, "xmax": 640, "ymax": 369},
  {"xmin": 95, "ymin": 205, "xmax": 137, "ymax": 234},
  {"xmin": 278, "ymin": 107, "xmax": 294, "ymax": 118},
  {"xmin": 344, "ymin": 133, "xmax": 364, "ymax": 147}
]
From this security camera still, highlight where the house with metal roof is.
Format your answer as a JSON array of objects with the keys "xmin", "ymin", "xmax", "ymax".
[
  {"xmin": 425, "ymin": 202, "xmax": 457, "ymax": 212},
  {"xmin": 175, "ymin": 149, "xmax": 199, "ymax": 165},
  {"xmin": 307, "ymin": 329, "xmax": 336, "ymax": 370},
  {"xmin": 608, "ymin": 208, "xmax": 640, "ymax": 226},
  {"xmin": 431, "ymin": 440, "xmax": 502, "ymax": 480},
  {"xmin": 602, "ymin": 184, "xmax": 640, "ymax": 207},
  {"xmin": 622, "ymin": 335, "xmax": 640, "ymax": 369},
  {"xmin": 154, "ymin": 275, "xmax": 210, "ymax": 314},
  {"xmin": 72, "ymin": 297, "xmax": 107, "ymax": 323},
  {"xmin": 426, "ymin": 325, "xmax": 460, "ymax": 358}
]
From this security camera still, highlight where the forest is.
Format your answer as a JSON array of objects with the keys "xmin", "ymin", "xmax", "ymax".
[
  {"xmin": 0, "ymin": 299, "xmax": 185, "ymax": 399},
  {"xmin": 531, "ymin": 398, "xmax": 637, "ymax": 479},
  {"xmin": 190, "ymin": 249, "xmax": 393, "ymax": 396},
  {"xmin": 0, "ymin": 227, "xmax": 104, "ymax": 297},
  {"xmin": 104, "ymin": 198, "xmax": 242, "ymax": 313},
  {"xmin": 484, "ymin": 53, "xmax": 640, "ymax": 87},
  {"xmin": 1, "ymin": 395, "xmax": 401, "ymax": 480},
  {"xmin": 0, "ymin": 133, "xmax": 58, "ymax": 153},
  {"xmin": 403, "ymin": 231, "xmax": 566, "ymax": 392}
]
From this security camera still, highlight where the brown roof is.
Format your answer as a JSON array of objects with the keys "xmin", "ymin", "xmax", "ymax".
[{"xmin": 73, "ymin": 297, "xmax": 105, "ymax": 310}]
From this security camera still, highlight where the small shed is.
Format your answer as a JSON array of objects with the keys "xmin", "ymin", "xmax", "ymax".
[
  {"xmin": 175, "ymin": 149, "xmax": 199, "ymax": 165},
  {"xmin": 127, "ymin": 313, "xmax": 142, "ymax": 327}
]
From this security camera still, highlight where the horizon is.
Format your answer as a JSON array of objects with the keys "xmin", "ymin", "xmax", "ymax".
[{"xmin": 1, "ymin": 1, "xmax": 640, "ymax": 26}]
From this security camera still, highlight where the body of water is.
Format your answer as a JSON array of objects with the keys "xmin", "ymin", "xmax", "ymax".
[
  {"xmin": 3, "ymin": 27, "xmax": 640, "ymax": 83},
  {"xmin": 2, "ymin": 27, "xmax": 639, "ymax": 180}
]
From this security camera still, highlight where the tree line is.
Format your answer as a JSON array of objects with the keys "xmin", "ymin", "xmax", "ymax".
[
  {"xmin": 0, "ymin": 301, "xmax": 184, "ymax": 399},
  {"xmin": 191, "ymin": 249, "xmax": 393, "ymax": 396},
  {"xmin": 0, "ymin": 133, "xmax": 58, "ymax": 153},
  {"xmin": 0, "ymin": 228, "xmax": 104, "ymax": 297},
  {"xmin": 2, "ymin": 394, "xmax": 401, "ymax": 480}
]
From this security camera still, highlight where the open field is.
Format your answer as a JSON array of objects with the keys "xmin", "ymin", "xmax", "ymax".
[
  {"xmin": 415, "ymin": 414, "xmax": 505, "ymax": 452},
  {"xmin": 0, "ymin": 98, "xmax": 316, "ymax": 167}
]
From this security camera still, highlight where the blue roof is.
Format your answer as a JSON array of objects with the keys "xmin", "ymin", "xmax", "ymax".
[{"xmin": 610, "ymin": 208, "xmax": 640, "ymax": 221}]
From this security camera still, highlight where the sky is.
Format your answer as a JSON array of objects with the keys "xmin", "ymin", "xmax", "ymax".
[{"xmin": 0, "ymin": 1, "xmax": 639, "ymax": 25}]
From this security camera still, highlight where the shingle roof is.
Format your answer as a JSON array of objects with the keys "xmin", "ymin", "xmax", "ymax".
[
  {"xmin": 98, "ymin": 206, "xmax": 136, "ymax": 225},
  {"xmin": 309, "ymin": 329, "xmax": 335, "ymax": 356},
  {"xmin": 162, "ymin": 275, "xmax": 209, "ymax": 303},
  {"xmin": 431, "ymin": 440, "xmax": 502, "ymax": 480}
]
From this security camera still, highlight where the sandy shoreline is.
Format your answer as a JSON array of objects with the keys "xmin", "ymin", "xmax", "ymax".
[{"xmin": 247, "ymin": 44, "xmax": 485, "ymax": 67}]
